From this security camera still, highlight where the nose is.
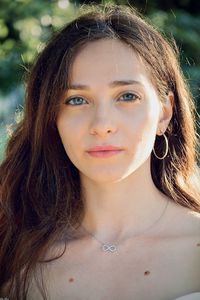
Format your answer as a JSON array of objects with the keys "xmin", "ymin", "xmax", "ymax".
[{"xmin": 89, "ymin": 104, "xmax": 118, "ymax": 137}]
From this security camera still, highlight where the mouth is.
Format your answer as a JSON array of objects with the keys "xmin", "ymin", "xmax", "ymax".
[
  {"xmin": 86, "ymin": 148, "xmax": 124, "ymax": 158},
  {"xmin": 87, "ymin": 145, "xmax": 123, "ymax": 151}
]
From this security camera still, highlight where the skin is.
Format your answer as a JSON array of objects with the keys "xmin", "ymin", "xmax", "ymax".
[
  {"xmin": 56, "ymin": 38, "xmax": 174, "ymax": 242},
  {"xmin": 26, "ymin": 38, "xmax": 200, "ymax": 300}
]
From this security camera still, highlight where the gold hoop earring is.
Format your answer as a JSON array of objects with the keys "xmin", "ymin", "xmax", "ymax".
[{"xmin": 153, "ymin": 132, "xmax": 169, "ymax": 160}]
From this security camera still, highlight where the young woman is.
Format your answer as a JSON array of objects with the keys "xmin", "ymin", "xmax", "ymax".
[{"xmin": 0, "ymin": 3, "xmax": 200, "ymax": 300}]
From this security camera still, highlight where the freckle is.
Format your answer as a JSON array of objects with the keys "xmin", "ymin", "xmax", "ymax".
[
  {"xmin": 144, "ymin": 270, "xmax": 150, "ymax": 276},
  {"xmin": 196, "ymin": 243, "xmax": 200, "ymax": 247},
  {"xmin": 69, "ymin": 277, "xmax": 75, "ymax": 282}
]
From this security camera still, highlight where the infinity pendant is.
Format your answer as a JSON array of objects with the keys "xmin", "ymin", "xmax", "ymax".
[{"xmin": 102, "ymin": 244, "xmax": 117, "ymax": 252}]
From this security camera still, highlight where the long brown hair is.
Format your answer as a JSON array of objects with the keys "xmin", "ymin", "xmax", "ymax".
[{"xmin": 0, "ymin": 3, "xmax": 199, "ymax": 299}]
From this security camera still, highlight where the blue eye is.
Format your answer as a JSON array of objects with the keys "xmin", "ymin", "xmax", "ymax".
[
  {"xmin": 64, "ymin": 92, "xmax": 140, "ymax": 106},
  {"xmin": 65, "ymin": 97, "xmax": 87, "ymax": 106},
  {"xmin": 119, "ymin": 92, "xmax": 140, "ymax": 102}
]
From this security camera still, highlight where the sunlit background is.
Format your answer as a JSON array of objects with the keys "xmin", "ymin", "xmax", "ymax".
[{"xmin": 0, "ymin": 0, "xmax": 200, "ymax": 161}]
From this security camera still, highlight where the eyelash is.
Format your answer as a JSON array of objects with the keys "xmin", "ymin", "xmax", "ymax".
[{"xmin": 64, "ymin": 92, "xmax": 141, "ymax": 106}]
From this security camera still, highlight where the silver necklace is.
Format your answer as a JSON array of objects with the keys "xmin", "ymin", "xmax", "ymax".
[{"xmin": 81, "ymin": 199, "xmax": 169, "ymax": 253}]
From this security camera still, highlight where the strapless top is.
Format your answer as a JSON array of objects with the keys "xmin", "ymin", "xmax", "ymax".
[{"xmin": 173, "ymin": 292, "xmax": 200, "ymax": 299}]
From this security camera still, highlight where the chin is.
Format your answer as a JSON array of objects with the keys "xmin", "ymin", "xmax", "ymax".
[{"xmin": 80, "ymin": 168, "xmax": 133, "ymax": 184}]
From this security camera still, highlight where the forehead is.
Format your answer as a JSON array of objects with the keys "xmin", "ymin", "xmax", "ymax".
[{"xmin": 68, "ymin": 39, "xmax": 151, "ymax": 87}]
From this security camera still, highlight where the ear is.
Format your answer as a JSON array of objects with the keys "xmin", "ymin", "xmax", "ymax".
[{"xmin": 157, "ymin": 91, "xmax": 174, "ymax": 135}]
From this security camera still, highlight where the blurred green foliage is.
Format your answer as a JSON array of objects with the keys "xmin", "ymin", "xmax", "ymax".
[
  {"xmin": 0, "ymin": 128, "xmax": 7, "ymax": 161},
  {"xmin": 149, "ymin": 9, "xmax": 200, "ymax": 110},
  {"xmin": 0, "ymin": 0, "xmax": 77, "ymax": 94},
  {"xmin": 0, "ymin": 0, "xmax": 199, "ymax": 100},
  {"xmin": 0, "ymin": 0, "xmax": 200, "ymax": 161}
]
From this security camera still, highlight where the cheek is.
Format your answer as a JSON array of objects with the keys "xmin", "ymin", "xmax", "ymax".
[
  {"xmin": 57, "ymin": 121, "xmax": 80, "ymax": 168},
  {"xmin": 56, "ymin": 112, "xmax": 85, "ymax": 155},
  {"xmin": 129, "ymin": 105, "xmax": 159, "ymax": 146}
]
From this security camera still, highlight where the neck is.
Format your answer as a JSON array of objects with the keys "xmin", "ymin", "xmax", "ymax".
[{"xmin": 80, "ymin": 157, "xmax": 169, "ymax": 243}]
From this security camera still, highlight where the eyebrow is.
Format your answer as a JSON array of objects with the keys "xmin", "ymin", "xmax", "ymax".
[{"xmin": 67, "ymin": 80, "xmax": 144, "ymax": 90}]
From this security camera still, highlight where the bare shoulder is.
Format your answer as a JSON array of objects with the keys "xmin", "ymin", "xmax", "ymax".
[{"xmin": 164, "ymin": 199, "xmax": 200, "ymax": 236}]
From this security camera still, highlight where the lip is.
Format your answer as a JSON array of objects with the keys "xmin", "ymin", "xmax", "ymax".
[
  {"xmin": 87, "ymin": 145, "xmax": 123, "ymax": 152},
  {"xmin": 87, "ymin": 150, "xmax": 123, "ymax": 158},
  {"xmin": 86, "ymin": 145, "xmax": 124, "ymax": 158}
]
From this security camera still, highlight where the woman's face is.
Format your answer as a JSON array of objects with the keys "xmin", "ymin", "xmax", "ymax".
[{"xmin": 56, "ymin": 39, "xmax": 164, "ymax": 183}]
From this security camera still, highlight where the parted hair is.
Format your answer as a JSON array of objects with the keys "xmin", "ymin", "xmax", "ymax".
[{"xmin": 0, "ymin": 3, "xmax": 199, "ymax": 299}]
